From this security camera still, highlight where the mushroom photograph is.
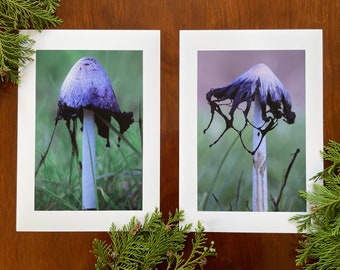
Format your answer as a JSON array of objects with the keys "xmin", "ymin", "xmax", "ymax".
[
  {"xmin": 34, "ymin": 50, "xmax": 143, "ymax": 211},
  {"xmin": 197, "ymin": 50, "xmax": 306, "ymax": 212}
]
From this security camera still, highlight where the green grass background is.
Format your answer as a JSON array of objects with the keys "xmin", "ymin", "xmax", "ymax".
[
  {"xmin": 197, "ymin": 107, "xmax": 306, "ymax": 212},
  {"xmin": 35, "ymin": 50, "xmax": 143, "ymax": 210}
]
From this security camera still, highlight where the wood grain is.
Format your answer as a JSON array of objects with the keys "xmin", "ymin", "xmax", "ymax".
[{"xmin": 0, "ymin": 1, "xmax": 338, "ymax": 269}]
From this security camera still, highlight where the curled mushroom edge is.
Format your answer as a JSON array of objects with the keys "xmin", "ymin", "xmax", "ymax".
[{"xmin": 205, "ymin": 63, "xmax": 296, "ymax": 153}]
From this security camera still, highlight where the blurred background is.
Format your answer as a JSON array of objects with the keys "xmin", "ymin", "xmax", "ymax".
[
  {"xmin": 35, "ymin": 50, "xmax": 143, "ymax": 210},
  {"xmin": 197, "ymin": 50, "xmax": 306, "ymax": 212}
]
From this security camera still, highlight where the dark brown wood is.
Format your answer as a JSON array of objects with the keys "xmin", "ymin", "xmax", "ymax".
[{"xmin": 1, "ymin": 0, "xmax": 339, "ymax": 269}]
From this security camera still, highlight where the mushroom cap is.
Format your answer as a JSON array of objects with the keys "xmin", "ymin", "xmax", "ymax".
[
  {"xmin": 205, "ymin": 63, "xmax": 297, "ymax": 152},
  {"xmin": 57, "ymin": 57, "xmax": 134, "ymax": 145},
  {"xmin": 206, "ymin": 63, "xmax": 296, "ymax": 124},
  {"xmin": 58, "ymin": 57, "xmax": 120, "ymax": 113}
]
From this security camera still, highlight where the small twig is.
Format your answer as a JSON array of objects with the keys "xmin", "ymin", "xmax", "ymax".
[
  {"xmin": 35, "ymin": 121, "xmax": 58, "ymax": 176},
  {"xmin": 212, "ymin": 193, "xmax": 224, "ymax": 211},
  {"xmin": 271, "ymin": 148, "xmax": 300, "ymax": 211}
]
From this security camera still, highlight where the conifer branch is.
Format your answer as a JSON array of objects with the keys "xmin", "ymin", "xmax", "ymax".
[
  {"xmin": 91, "ymin": 209, "xmax": 217, "ymax": 270},
  {"xmin": 291, "ymin": 140, "xmax": 340, "ymax": 270},
  {"xmin": 0, "ymin": 0, "xmax": 62, "ymax": 84}
]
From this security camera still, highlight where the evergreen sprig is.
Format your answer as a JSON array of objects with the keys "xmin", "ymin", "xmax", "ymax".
[
  {"xmin": 91, "ymin": 209, "xmax": 217, "ymax": 270},
  {"xmin": 166, "ymin": 221, "xmax": 217, "ymax": 270},
  {"xmin": 0, "ymin": 0, "xmax": 62, "ymax": 84},
  {"xmin": 290, "ymin": 140, "xmax": 340, "ymax": 270}
]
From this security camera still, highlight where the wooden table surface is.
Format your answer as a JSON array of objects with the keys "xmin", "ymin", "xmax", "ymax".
[{"xmin": 1, "ymin": 1, "xmax": 339, "ymax": 269}]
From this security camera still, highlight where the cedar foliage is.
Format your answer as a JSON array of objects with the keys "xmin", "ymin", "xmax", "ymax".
[
  {"xmin": 0, "ymin": 0, "xmax": 62, "ymax": 84},
  {"xmin": 291, "ymin": 140, "xmax": 340, "ymax": 270},
  {"xmin": 92, "ymin": 209, "xmax": 217, "ymax": 270}
]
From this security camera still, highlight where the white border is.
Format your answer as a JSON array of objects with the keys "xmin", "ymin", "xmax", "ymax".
[
  {"xmin": 17, "ymin": 30, "xmax": 160, "ymax": 231},
  {"xmin": 179, "ymin": 30, "xmax": 323, "ymax": 233}
]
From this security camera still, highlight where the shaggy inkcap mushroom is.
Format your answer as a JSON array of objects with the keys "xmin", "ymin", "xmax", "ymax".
[
  {"xmin": 56, "ymin": 56, "xmax": 133, "ymax": 147},
  {"xmin": 204, "ymin": 63, "xmax": 297, "ymax": 211},
  {"xmin": 205, "ymin": 63, "xmax": 296, "ymax": 153},
  {"xmin": 56, "ymin": 56, "xmax": 134, "ymax": 209}
]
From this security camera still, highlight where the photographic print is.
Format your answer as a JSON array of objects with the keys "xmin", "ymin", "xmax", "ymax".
[
  {"xmin": 180, "ymin": 30, "xmax": 323, "ymax": 232},
  {"xmin": 17, "ymin": 30, "xmax": 160, "ymax": 231}
]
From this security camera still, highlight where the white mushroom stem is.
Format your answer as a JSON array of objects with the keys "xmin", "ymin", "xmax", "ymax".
[
  {"xmin": 82, "ymin": 109, "xmax": 97, "ymax": 209},
  {"xmin": 252, "ymin": 92, "xmax": 268, "ymax": 211}
]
